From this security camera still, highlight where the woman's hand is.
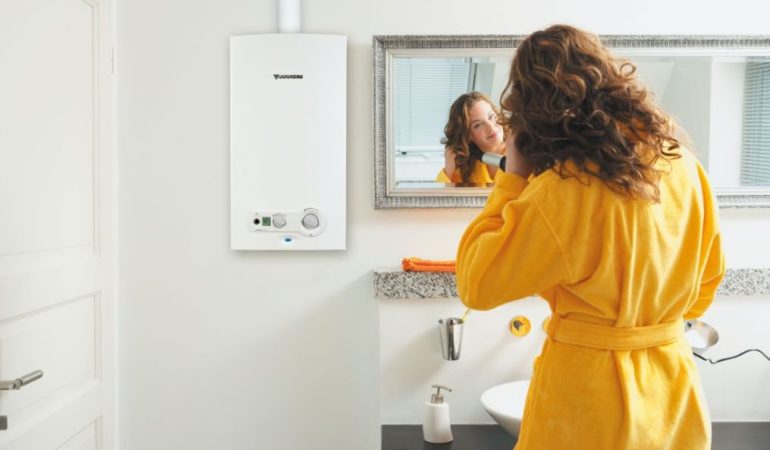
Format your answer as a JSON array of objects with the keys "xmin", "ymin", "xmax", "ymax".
[
  {"xmin": 443, "ymin": 147, "xmax": 457, "ymax": 179},
  {"xmin": 505, "ymin": 135, "xmax": 535, "ymax": 179}
]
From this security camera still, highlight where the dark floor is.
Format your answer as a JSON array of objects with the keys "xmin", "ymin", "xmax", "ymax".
[{"xmin": 382, "ymin": 423, "xmax": 770, "ymax": 450}]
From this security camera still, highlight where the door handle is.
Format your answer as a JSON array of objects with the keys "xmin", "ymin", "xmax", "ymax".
[
  {"xmin": 0, "ymin": 370, "xmax": 44, "ymax": 391},
  {"xmin": 0, "ymin": 370, "xmax": 44, "ymax": 431}
]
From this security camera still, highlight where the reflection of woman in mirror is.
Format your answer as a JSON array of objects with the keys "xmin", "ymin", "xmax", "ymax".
[
  {"xmin": 436, "ymin": 92, "xmax": 509, "ymax": 184},
  {"xmin": 457, "ymin": 25, "xmax": 724, "ymax": 450}
]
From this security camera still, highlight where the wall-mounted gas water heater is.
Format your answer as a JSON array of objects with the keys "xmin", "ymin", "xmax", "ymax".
[{"xmin": 230, "ymin": 1, "xmax": 346, "ymax": 250}]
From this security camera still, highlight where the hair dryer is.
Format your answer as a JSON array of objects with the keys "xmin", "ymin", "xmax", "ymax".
[{"xmin": 468, "ymin": 143, "xmax": 506, "ymax": 171}]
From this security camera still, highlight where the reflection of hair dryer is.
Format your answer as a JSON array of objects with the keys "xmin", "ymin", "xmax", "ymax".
[{"xmin": 469, "ymin": 142, "xmax": 506, "ymax": 171}]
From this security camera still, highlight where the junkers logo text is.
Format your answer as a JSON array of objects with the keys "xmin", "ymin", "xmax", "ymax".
[{"xmin": 273, "ymin": 74, "xmax": 303, "ymax": 79}]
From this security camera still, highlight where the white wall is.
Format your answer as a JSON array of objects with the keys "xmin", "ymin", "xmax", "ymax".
[
  {"xmin": 660, "ymin": 60, "xmax": 713, "ymax": 167},
  {"xmin": 117, "ymin": 1, "xmax": 770, "ymax": 449},
  {"xmin": 709, "ymin": 60, "xmax": 746, "ymax": 186}
]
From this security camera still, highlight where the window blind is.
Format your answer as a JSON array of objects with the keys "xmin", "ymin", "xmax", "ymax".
[
  {"xmin": 393, "ymin": 58, "xmax": 471, "ymax": 154},
  {"xmin": 741, "ymin": 61, "xmax": 770, "ymax": 185}
]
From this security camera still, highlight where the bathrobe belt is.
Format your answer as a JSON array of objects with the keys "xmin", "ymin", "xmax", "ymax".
[{"xmin": 546, "ymin": 315, "xmax": 684, "ymax": 351}]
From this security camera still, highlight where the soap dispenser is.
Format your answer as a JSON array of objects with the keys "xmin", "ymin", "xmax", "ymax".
[{"xmin": 423, "ymin": 384, "xmax": 453, "ymax": 444}]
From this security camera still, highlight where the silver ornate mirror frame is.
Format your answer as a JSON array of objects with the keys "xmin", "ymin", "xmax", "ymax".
[{"xmin": 373, "ymin": 34, "xmax": 770, "ymax": 209}]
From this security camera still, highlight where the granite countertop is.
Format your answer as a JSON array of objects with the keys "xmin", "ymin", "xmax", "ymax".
[
  {"xmin": 374, "ymin": 268, "xmax": 770, "ymax": 299},
  {"xmin": 381, "ymin": 423, "xmax": 770, "ymax": 450}
]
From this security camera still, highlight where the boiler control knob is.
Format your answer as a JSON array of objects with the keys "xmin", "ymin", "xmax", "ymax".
[
  {"xmin": 272, "ymin": 214, "xmax": 287, "ymax": 228},
  {"xmin": 301, "ymin": 213, "xmax": 320, "ymax": 230}
]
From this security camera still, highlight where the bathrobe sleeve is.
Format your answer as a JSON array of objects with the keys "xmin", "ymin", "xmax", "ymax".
[
  {"xmin": 436, "ymin": 168, "xmax": 453, "ymax": 183},
  {"xmin": 685, "ymin": 161, "xmax": 726, "ymax": 319},
  {"xmin": 685, "ymin": 232, "xmax": 725, "ymax": 319},
  {"xmin": 456, "ymin": 172, "xmax": 572, "ymax": 311}
]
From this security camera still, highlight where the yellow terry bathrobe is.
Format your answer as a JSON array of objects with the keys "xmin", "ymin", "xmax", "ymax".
[
  {"xmin": 436, "ymin": 161, "xmax": 504, "ymax": 184},
  {"xmin": 456, "ymin": 148, "xmax": 725, "ymax": 450}
]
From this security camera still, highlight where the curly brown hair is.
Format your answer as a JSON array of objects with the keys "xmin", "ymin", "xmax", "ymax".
[
  {"xmin": 441, "ymin": 92, "xmax": 510, "ymax": 183},
  {"xmin": 501, "ymin": 24, "xmax": 682, "ymax": 202}
]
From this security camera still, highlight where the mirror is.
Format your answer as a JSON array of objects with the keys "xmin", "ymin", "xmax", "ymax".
[{"xmin": 374, "ymin": 35, "xmax": 770, "ymax": 209}]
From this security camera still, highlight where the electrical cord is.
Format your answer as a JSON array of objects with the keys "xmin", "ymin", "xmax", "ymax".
[{"xmin": 693, "ymin": 348, "xmax": 770, "ymax": 364}]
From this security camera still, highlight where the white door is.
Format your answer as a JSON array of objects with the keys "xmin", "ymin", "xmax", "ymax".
[{"xmin": 0, "ymin": 0, "xmax": 114, "ymax": 449}]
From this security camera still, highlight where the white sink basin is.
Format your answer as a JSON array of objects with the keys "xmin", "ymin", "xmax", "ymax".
[{"xmin": 480, "ymin": 379, "xmax": 531, "ymax": 437}]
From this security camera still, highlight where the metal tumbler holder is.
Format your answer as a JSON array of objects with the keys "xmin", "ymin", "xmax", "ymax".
[{"xmin": 438, "ymin": 317, "xmax": 464, "ymax": 361}]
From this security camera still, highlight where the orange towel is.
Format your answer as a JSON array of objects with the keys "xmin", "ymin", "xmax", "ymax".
[{"xmin": 402, "ymin": 257, "xmax": 456, "ymax": 273}]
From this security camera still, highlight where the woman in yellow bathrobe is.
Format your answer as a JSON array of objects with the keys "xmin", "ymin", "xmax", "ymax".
[
  {"xmin": 436, "ymin": 92, "xmax": 509, "ymax": 184},
  {"xmin": 457, "ymin": 25, "xmax": 725, "ymax": 450}
]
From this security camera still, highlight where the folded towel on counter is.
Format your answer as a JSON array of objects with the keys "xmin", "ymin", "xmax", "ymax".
[{"xmin": 402, "ymin": 257, "xmax": 456, "ymax": 273}]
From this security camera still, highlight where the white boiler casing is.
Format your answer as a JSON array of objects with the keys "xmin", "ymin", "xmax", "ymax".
[{"xmin": 230, "ymin": 34, "xmax": 346, "ymax": 250}]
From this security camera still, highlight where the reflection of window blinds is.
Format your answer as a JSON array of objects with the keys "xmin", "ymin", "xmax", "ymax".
[
  {"xmin": 741, "ymin": 62, "xmax": 770, "ymax": 185},
  {"xmin": 393, "ymin": 58, "xmax": 470, "ymax": 152}
]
